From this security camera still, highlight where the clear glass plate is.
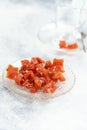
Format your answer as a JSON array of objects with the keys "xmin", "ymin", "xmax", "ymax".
[{"xmin": 2, "ymin": 60, "xmax": 75, "ymax": 100}]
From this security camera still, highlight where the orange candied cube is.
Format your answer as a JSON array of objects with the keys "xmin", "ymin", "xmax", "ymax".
[
  {"xmin": 53, "ymin": 58, "xmax": 64, "ymax": 67},
  {"xmin": 66, "ymin": 43, "xmax": 78, "ymax": 49},
  {"xmin": 57, "ymin": 72, "xmax": 66, "ymax": 82},
  {"xmin": 45, "ymin": 60, "xmax": 53, "ymax": 69},
  {"xmin": 35, "ymin": 63, "xmax": 48, "ymax": 76},
  {"xmin": 29, "ymin": 87, "xmax": 38, "ymax": 93},
  {"xmin": 59, "ymin": 40, "xmax": 66, "ymax": 48},
  {"xmin": 15, "ymin": 73, "xmax": 24, "ymax": 86},
  {"xmin": 6, "ymin": 65, "xmax": 18, "ymax": 79},
  {"xmin": 34, "ymin": 77, "xmax": 43, "ymax": 89},
  {"xmin": 43, "ymin": 80, "xmax": 57, "ymax": 93},
  {"xmin": 21, "ymin": 60, "xmax": 30, "ymax": 66},
  {"xmin": 31, "ymin": 57, "xmax": 45, "ymax": 65},
  {"xmin": 24, "ymin": 71, "xmax": 34, "ymax": 81},
  {"xmin": 23, "ymin": 80, "xmax": 33, "ymax": 89}
]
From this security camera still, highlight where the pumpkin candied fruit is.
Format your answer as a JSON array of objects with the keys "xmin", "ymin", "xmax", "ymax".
[
  {"xmin": 45, "ymin": 60, "xmax": 53, "ymax": 69},
  {"xmin": 59, "ymin": 40, "xmax": 78, "ymax": 50},
  {"xmin": 21, "ymin": 60, "xmax": 30, "ymax": 68},
  {"xmin": 31, "ymin": 57, "xmax": 45, "ymax": 65},
  {"xmin": 27, "ymin": 63, "xmax": 36, "ymax": 71},
  {"xmin": 59, "ymin": 40, "xmax": 66, "ymax": 48},
  {"xmin": 53, "ymin": 58, "xmax": 64, "ymax": 67},
  {"xmin": 29, "ymin": 87, "xmax": 38, "ymax": 93},
  {"xmin": 52, "ymin": 71, "xmax": 66, "ymax": 82},
  {"xmin": 15, "ymin": 73, "xmax": 24, "ymax": 86},
  {"xmin": 34, "ymin": 77, "xmax": 43, "ymax": 89},
  {"xmin": 24, "ymin": 71, "xmax": 34, "ymax": 81},
  {"xmin": 6, "ymin": 57, "xmax": 66, "ymax": 94},
  {"xmin": 66, "ymin": 43, "xmax": 78, "ymax": 49},
  {"xmin": 23, "ymin": 80, "xmax": 33, "ymax": 89},
  {"xmin": 43, "ymin": 80, "xmax": 57, "ymax": 93},
  {"xmin": 6, "ymin": 65, "xmax": 18, "ymax": 79},
  {"xmin": 35, "ymin": 63, "xmax": 48, "ymax": 77}
]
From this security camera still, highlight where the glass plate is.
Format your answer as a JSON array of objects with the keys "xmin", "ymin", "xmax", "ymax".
[{"xmin": 2, "ymin": 60, "xmax": 75, "ymax": 100}]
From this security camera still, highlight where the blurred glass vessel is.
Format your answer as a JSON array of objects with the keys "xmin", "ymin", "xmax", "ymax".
[{"xmin": 38, "ymin": 0, "xmax": 87, "ymax": 51}]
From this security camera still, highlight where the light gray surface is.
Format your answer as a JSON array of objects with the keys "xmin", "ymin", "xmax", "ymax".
[{"xmin": 0, "ymin": 1, "xmax": 87, "ymax": 130}]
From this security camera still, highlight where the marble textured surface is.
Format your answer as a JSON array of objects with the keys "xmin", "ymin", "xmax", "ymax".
[{"xmin": 0, "ymin": 0, "xmax": 87, "ymax": 130}]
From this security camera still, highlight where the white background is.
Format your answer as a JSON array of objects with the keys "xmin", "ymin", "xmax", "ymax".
[{"xmin": 0, "ymin": 0, "xmax": 87, "ymax": 130}]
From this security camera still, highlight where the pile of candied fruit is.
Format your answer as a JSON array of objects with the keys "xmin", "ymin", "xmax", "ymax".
[
  {"xmin": 6, "ymin": 57, "xmax": 66, "ymax": 94},
  {"xmin": 59, "ymin": 40, "xmax": 78, "ymax": 49}
]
